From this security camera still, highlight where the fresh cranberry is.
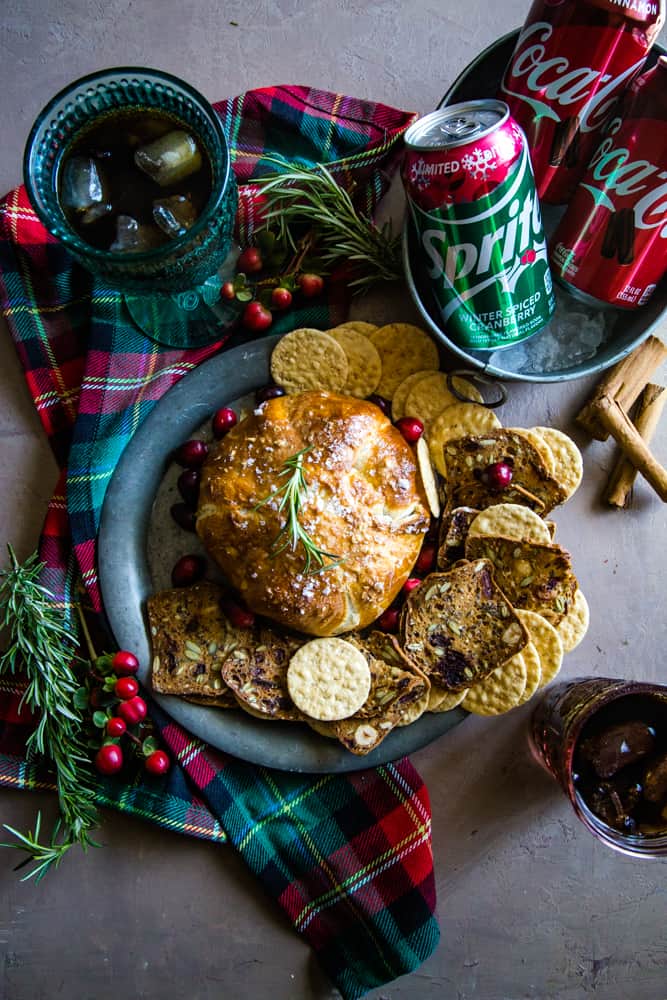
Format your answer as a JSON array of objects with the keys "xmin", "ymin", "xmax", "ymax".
[
  {"xmin": 402, "ymin": 578, "xmax": 422, "ymax": 595},
  {"xmin": 173, "ymin": 439, "xmax": 208, "ymax": 468},
  {"xmin": 106, "ymin": 716, "xmax": 127, "ymax": 738},
  {"xmin": 111, "ymin": 650, "xmax": 139, "ymax": 675},
  {"xmin": 242, "ymin": 301, "xmax": 273, "ymax": 331},
  {"xmin": 376, "ymin": 608, "xmax": 400, "ymax": 633},
  {"xmin": 237, "ymin": 247, "xmax": 263, "ymax": 274},
  {"xmin": 177, "ymin": 468, "xmax": 201, "ymax": 507},
  {"xmin": 481, "ymin": 461, "xmax": 513, "ymax": 493},
  {"xmin": 94, "ymin": 744, "xmax": 123, "ymax": 775},
  {"xmin": 171, "ymin": 554, "xmax": 207, "ymax": 587},
  {"xmin": 367, "ymin": 394, "xmax": 391, "ymax": 417},
  {"xmin": 298, "ymin": 273, "xmax": 324, "ymax": 297},
  {"xmin": 395, "ymin": 416, "xmax": 424, "ymax": 444},
  {"xmin": 220, "ymin": 281, "xmax": 236, "ymax": 300},
  {"xmin": 220, "ymin": 598, "xmax": 255, "ymax": 629},
  {"xmin": 271, "ymin": 286, "xmax": 292, "ymax": 310},
  {"xmin": 255, "ymin": 384, "xmax": 285, "ymax": 405},
  {"xmin": 212, "ymin": 407, "xmax": 237, "ymax": 439},
  {"xmin": 118, "ymin": 696, "xmax": 148, "ymax": 726},
  {"xmin": 145, "ymin": 750, "xmax": 171, "ymax": 775},
  {"xmin": 114, "ymin": 676, "xmax": 139, "ymax": 700},
  {"xmin": 415, "ymin": 544, "xmax": 436, "ymax": 575},
  {"xmin": 170, "ymin": 502, "xmax": 197, "ymax": 532}
]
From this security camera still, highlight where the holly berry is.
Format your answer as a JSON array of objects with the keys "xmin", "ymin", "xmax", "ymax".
[
  {"xmin": 367, "ymin": 394, "xmax": 391, "ymax": 417},
  {"xmin": 212, "ymin": 407, "xmax": 237, "ymax": 439},
  {"xmin": 171, "ymin": 554, "xmax": 207, "ymax": 587},
  {"xmin": 481, "ymin": 461, "xmax": 513, "ymax": 493},
  {"xmin": 395, "ymin": 417, "xmax": 424, "ymax": 444},
  {"xmin": 221, "ymin": 599, "xmax": 255, "ymax": 629},
  {"xmin": 255, "ymin": 384, "xmax": 285, "ymax": 405},
  {"xmin": 271, "ymin": 286, "xmax": 292, "ymax": 310},
  {"xmin": 94, "ymin": 743, "xmax": 124, "ymax": 775},
  {"xmin": 145, "ymin": 750, "xmax": 171, "ymax": 775},
  {"xmin": 221, "ymin": 281, "xmax": 236, "ymax": 300},
  {"xmin": 111, "ymin": 650, "xmax": 139, "ymax": 675},
  {"xmin": 114, "ymin": 676, "xmax": 139, "ymax": 700},
  {"xmin": 106, "ymin": 716, "xmax": 127, "ymax": 738},
  {"xmin": 173, "ymin": 439, "xmax": 208, "ymax": 468},
  {"xmin": 237, "ymin": 247, "xmax": 263, "ymax": 274},
  {"xmin": 298, "ymin": 273, "xmax": 324, "ymax": 297},
  {"xmin": 170, "ymin": 502, "xmax": 197, "ymax": 532},
  {"xmin": 402, "ymin": 578, "xmax": 422, "ymax": 595},
  {"xmin": 118, "ymin": 695, "xmax": 148, "ymax": 725},
  {"xmin": 242, "ymin": 301, "xmax": 273, "ymax": 331},
  {"xmin": 415, "ymin": 544, "xmax": 436, "ymax": 575},
  {"xmin": 177, "ymin": 468, "xmax": 201, "ymax": 507},
  {"xmin": 376, "ymin": 608, "xmax": 400, "ymax": 633}
]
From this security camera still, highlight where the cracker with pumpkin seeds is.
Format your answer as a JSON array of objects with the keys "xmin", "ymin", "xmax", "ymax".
[
  {"xmin": 400, "ymin": 561, "xmax": 528, "ymax": 691},
  {"xmin": 465, "ymin": 534, "xmax": 577, "ymax": 626},
  {"xmin": 148, "ymin": 582, "xmax": 242, "ymax": 703},
  {"xmin": 428, "ymin": 404, "xmax": 503, "ymax": 477},
  {"xmin": 467, "ymin": 503, "xmax": 552, "ymax": 545},
  {"xmin": 462, "ymin": 649, "xmax": 528, "ymax": 716},
  {"xmin": 368, "ymin": 323, "xmax": 440, "ymax": 398},
  {"xmin": 440, "ymin": 429, "xmax": 568, "ymax": 515},
  {"xmin": 329, "ymin": 325, "xmax": 382, "ymax": 398},
  {"xmin": 436, "ymin": 506, "xmax": 480, "ymax": 569},
  {"xmin": 220, "ymin": 625, "xmax": 306, "ymax": 721},
  {"xmin": 359, "ymin": 630, "xmax": 431, "ymax": 726}
]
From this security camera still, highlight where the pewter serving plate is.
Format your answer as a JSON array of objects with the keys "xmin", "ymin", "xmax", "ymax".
[
  {"xmin": 403, "ymin": 31, "xmax": 666, "ymax": 383},
  {"xmin": 98, "ymin": 335, "xmax": 465, "ymax": 773}
]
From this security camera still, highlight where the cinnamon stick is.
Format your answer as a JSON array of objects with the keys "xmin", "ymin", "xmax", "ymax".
[
  {"xmin": 597, "ymin": 394, "xmax": 667, "ymax": 502},
  {"xmin": 606, "ymin": 384, "xmax": 667, "ymax": 507},
  {"xmin": 576, "ymin": 336, "xmax": 667, "ymax": 440}
]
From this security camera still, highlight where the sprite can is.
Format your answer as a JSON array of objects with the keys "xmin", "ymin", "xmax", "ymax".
[{"xmin": 402, "ymin": 100, "xmax": 555, "ymax": 351}]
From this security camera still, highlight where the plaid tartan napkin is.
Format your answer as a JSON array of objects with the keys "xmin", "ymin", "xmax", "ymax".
[{"xmin": 0, "ymin": 85, "xmax": 439, "ymax": 998}]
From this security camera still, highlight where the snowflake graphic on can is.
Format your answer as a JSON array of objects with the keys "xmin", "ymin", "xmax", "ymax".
[{"xmin": 460, "ymin": 146, "xmax": 498, "ymax": 180}]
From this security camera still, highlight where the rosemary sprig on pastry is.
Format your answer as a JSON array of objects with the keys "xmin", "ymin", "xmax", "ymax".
[{"xmin": 254, "ymin": 446, "xmax": 343, "ymax": 575}]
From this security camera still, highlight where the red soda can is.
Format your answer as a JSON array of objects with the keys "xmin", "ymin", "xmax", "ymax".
[
  {"xmin": 550, "ymin": 55, "xmax": 667, "ymax": 309},
  {"xmin": 499, "ymin": 0, "xmax": 665, "ymax": 205}
]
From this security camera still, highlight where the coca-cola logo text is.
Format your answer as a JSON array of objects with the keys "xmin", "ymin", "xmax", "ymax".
[
  {"xmin": 582, "ymin": 117, "xmax": 667, "ymax": 237},
  {"xmin": 500, "ymin": 22, "xmax": 646, "ymax": 133}
]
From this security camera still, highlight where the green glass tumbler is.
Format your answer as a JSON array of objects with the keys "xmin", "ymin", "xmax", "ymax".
[{"xmin": 24, "ymin": 66, "xmax": 239, "ymax": 347}]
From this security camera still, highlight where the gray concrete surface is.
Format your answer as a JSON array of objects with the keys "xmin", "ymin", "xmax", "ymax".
[{"xmin": 1, "ymin": 1, "xmax": 666, "ymax": 998}]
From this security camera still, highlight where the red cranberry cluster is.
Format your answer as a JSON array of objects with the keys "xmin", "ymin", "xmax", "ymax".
[{"xmin": 221, "ymin": 244, "xmax": 325, "ymax": 332}]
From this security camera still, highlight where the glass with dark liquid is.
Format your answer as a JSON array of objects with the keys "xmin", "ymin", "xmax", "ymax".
[
  {"xmin": 24, "ymin": 68, "xmax": 238, "ymax": 345},
  {"xmin": 530, "ymin": 678, "xmax": 667, "ymax": 857}
]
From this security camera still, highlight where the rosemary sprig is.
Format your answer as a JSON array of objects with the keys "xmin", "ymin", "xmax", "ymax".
[
  {"xmin": 255, "ymin": 446, "xmax": 343, "ymax": 574},
  {"xmin": 0, "ymin": 546, "xmax": 99, "ymax": 880},
  {"xmin": 255, "ymin": 157, "xmax": 403, "ymax": 292}
]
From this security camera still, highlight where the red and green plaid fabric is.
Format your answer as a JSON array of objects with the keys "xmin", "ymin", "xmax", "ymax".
[{"xmin": 0, "ymin": 85, "xmax": 439, "ymax": 997}]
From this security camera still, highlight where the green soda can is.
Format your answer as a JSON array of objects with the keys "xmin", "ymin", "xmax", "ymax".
[{"xmin": 402, "ymin": 101, "xmax": 556, "ymax": 351}]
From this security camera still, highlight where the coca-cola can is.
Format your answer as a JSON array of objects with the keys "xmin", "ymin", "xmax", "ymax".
[
  {"xmin": 499, "ymin": 0, "xmax": 665, "ymax": 205},
  {"xmin": 402, "ymin": 101, "xmax": 555, "ymax": 351},
  {"xmin": 550, "ymin": 55, "xmax": 667, "ymax": 309}
]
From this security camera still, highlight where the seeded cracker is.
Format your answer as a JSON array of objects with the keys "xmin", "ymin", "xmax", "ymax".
[
  {"xmin": 391, "ymin": 370, "xmax": 434, "ymax": 421},
  {"xmin": 359, "ymin": 630, "xmax": 431, "ymax": 726},
  {"xmin": 286, "ymin": 638, "xmax": 371, "ymax": 720},
  {"xmin": 404, "ymin": 371, "xmax": 483, "ymax": 427},
  {"xmin": 329, "ymin": 325, "xmax": 382, "ymax": 398},
  {"xmin": 368, "ymin": 323, "xmax": 440, "ymax": 398},
  {"xmin": 400, "ymin": 561, "xmax": 528, "ymax": 691},
  {"xmin": 534, "ymin": 426, "xmax": 583, "ymax": 500},
  {"xmin": 220, "ymin": 625, "xmax": 306, "ymax": 721},
  {"xmin": 429, "ymin": 404, "xmax": 502, "ymax": 477},
  {"xmin": 270, "ymin": 328, "xmax": 349, "ymax": 394},
  {"xmin": 516, "ymin": 609, "xmax": 564, "ymax": 687},
  {"xmin": 465, "ymin": 534, "xmax": 577, "ymax": 625},
  {"xmin": 556, "ymin": 588, "xmax": 590, "ymax": 652},
  {"xmin": 467, "ymin": 503, "xmax": 552, "ymax": 545},
  {"xmin": 436, "ymin": 506, "xmax": 480, "ymax": 569},
  {"xmin": 462, "ymin": 650, "xmax": 528, "ymax": 716}
]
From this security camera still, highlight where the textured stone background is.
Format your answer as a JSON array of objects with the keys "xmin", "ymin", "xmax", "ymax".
[{"xmin": 1, "ymin": 2, "xmax": 666, "ymax": 998}]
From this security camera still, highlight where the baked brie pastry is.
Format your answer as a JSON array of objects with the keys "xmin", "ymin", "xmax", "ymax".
[{"xmin": 196, "ymin": 390, "xmax": 430, "ymax": 636}]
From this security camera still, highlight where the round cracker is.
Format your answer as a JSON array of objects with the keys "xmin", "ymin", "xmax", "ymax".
[
  {"xmin": 556, "ymin": 588, "xmax": 589, "ymax": 652},
  {"xmin": 512, "ymin": 427, "xmax": 556, "ymax": 475},
  {"xmin": 467, "ymin": 503, "xmax": 552, "ymax": 545},
  {"xmin": 331, "ymin": 320, "xmax": 378, "ymax": 337},
  {"xmin": 462, "ymin": 652, "xmax": 527, "ymax": 716},
  {"xmin": 404, "ymin": 371, "xmax": 483, "ymax": 427},
  {"xmin": 329, "ymin": 326, "xmax": 382, "ymax": 398},
  {"xmin": 270, "ymin": 328, "xmax": 349, "ymax": 394},
  {"xmin": 516, "ymin": 609, "xmax": 564, "ymax": 688},
  {"xmin": 429, "ymin": 404, "xmax": 503, "ymax": 477},
  {"xmin": 368, "ymin": 324, "xmax": 439, "ymax": 398},
  {"xmin": 427, "ymin": 685, "xmax": 468, "ymax": 712},
  {"xmin": 286, "ymin": 638, "xmax": 371, "ymax": 721},
  {"xmin": 391, "ymin": 370, "xmax": 434, "ymax": 420},
  {"xmin": 534, "ymin": 426, "xmax": 583, "ymax": 500},
  {"xmin": 515, "ymin": 642, "xmax": 542, "ymax": 705},
  {"xmin": 416, "ymin": 437, "xmax": 441, "ymax": 518}
]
